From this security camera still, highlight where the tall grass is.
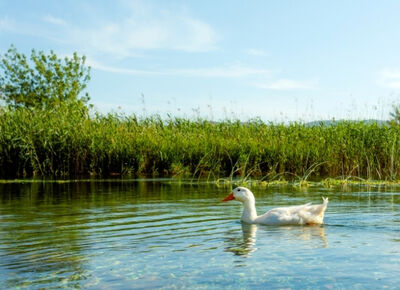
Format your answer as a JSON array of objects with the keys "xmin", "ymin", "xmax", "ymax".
[{"xmin": 1, "ymin": 104, "xmax": 399, "ymax": 180}]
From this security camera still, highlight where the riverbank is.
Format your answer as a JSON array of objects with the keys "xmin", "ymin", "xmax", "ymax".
[
  {"xmin": 2, "ymin": 177, "xmax": 400, "ymax": 190},
  {"xmin": 1, "ymin": 105, "xmax": 399, "ymax": 180}
]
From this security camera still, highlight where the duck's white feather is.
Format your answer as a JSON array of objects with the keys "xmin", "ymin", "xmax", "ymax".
[{"xmin": 255, "ymin": 199, "xmax": 328, "ymax": 225}]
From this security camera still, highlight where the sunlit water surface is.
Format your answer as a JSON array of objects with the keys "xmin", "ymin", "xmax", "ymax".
[{"xmin": 0, "ymin": 181, "xmax": 399, "ymax": 289}]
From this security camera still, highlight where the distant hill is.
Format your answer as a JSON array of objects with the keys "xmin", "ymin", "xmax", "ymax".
[{"xmin": 305, "ymin": 119, "xmax": 388, "ymax": 127}]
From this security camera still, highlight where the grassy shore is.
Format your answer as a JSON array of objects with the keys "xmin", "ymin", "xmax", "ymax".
[{"xmin": 1, "ymin": 104, "xmax": 399, "ymax": 181}]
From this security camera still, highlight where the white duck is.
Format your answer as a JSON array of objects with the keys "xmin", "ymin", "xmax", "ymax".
[{"xmin": 222, "ymin": 187, "xmax": 328, "ymax": 225}]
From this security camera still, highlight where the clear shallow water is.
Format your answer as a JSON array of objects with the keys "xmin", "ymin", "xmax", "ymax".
[{"xmin": 0, "ymin": 181, "xmax": 399, "ymax": 289}]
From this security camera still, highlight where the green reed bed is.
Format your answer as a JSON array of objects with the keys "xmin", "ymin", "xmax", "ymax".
[{"xmin": 1, "ymin": 104, "xmax": 399, "ymax": 181}]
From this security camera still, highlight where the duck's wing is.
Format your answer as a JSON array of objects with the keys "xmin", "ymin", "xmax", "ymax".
[
  {"xmin": 257, "ymin": 198, "xmax": 329, "ymax": 225},
  {"xmin": 256, "ymin": 204, "xmax": 311, "ymax": 225}
]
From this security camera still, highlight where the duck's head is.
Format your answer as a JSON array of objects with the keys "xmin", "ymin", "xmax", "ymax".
[{"xmin": 222, "ymin": 187, "xmax": 255, "ymax": 203}]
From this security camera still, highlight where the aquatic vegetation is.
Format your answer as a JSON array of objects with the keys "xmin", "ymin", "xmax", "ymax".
[{"xmin": 1, "ymin": 105, "xmax": 400, "ymax": 181}]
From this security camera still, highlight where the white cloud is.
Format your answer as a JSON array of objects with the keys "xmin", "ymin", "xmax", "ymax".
[
  {"xmin": 43, "ymin": 15, "xmax": 67, "ymax": 27},
  {"xmin": 255, "ymin": 79, "xmax": 318, "ymax": 90},
  {"xmin": 247, "ymin": 48, "xmax": 267, "ymax": 56},
  {"xmin": 0, "ymin": 16, "xmax": 15, "ymax": 32},
  {"xmin": 1, "ymin": 2, "xmax": 217, "ymax": 57},
  {"xmin": 169, "ymin": 65, "xmax": 270, "ymax": 78},
  {"xmin": 86, "ymin": 58, "xmax": 159, "ymax": 76},
  {"xmin": 39, "ymin": 3, "xmax": 217, "ymax": 58},
  {"xmin": 0, "ymin": 15, "xmax": 63, "ymax": 42},
  {"xmin": 87, "ymin": 58, "xmax": 270, "ymax": 78},
  {"xmin": 378, "ymin": 69, "xmax": 400, "ymax": 89},
  {"xmin": 171, "ymin": 18, "xmax": 217, "ymax": 52}
]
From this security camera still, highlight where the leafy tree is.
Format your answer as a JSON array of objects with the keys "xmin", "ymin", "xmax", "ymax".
[{"xmin": 0, "ymin": 45, "xmax": 90, "ymax": 109}]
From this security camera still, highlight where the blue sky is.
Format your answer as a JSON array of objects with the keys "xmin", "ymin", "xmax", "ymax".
[{"xmin": 1, "ymin": 0, "xmax": 400, "ymax": 121}]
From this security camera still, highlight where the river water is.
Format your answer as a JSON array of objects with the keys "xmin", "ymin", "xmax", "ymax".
[{"xmin": 0, "ymin": 180, "xmax": 399, "ymax": 289}]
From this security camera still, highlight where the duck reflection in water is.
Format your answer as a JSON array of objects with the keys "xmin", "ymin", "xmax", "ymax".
[
  {"xmin": 224, "ymin": 223, "xmax": 258, "ymax": 256},
  {"xmin": 225, "ymin": 223, "xmax": 328, "ymax": 257}
]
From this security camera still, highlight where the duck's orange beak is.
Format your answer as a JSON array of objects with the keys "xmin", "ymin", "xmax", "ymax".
[{"xmin": 222, "ymin": 192, "xmax": 235, "ymax": 202}]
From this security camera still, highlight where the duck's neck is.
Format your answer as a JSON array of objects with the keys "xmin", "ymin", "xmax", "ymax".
[{"xmin": 241, "ymin": 200, "xmax": 258, "ymax": 223}]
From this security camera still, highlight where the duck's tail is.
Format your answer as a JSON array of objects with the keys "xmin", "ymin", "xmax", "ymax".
[
  {"xmin": 300, "ymin": 197, "xmax": 329, "ymax": 225},
  {"xmin": 321, "ymin": 197, "xmax": 329, "ymax": 209},
  {"xmin": 316, "ymin": 197, "xmax": 328, "ymax": 215}
]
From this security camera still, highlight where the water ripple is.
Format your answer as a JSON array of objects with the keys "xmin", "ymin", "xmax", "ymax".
[{"xmin": 1, "ymin": 183, "xmax": 400, "ymax": 289}]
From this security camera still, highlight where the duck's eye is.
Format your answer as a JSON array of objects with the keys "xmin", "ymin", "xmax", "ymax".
[{"xmin": 238, "ymin": 189, "xmax": 240, "ymax": 191}]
